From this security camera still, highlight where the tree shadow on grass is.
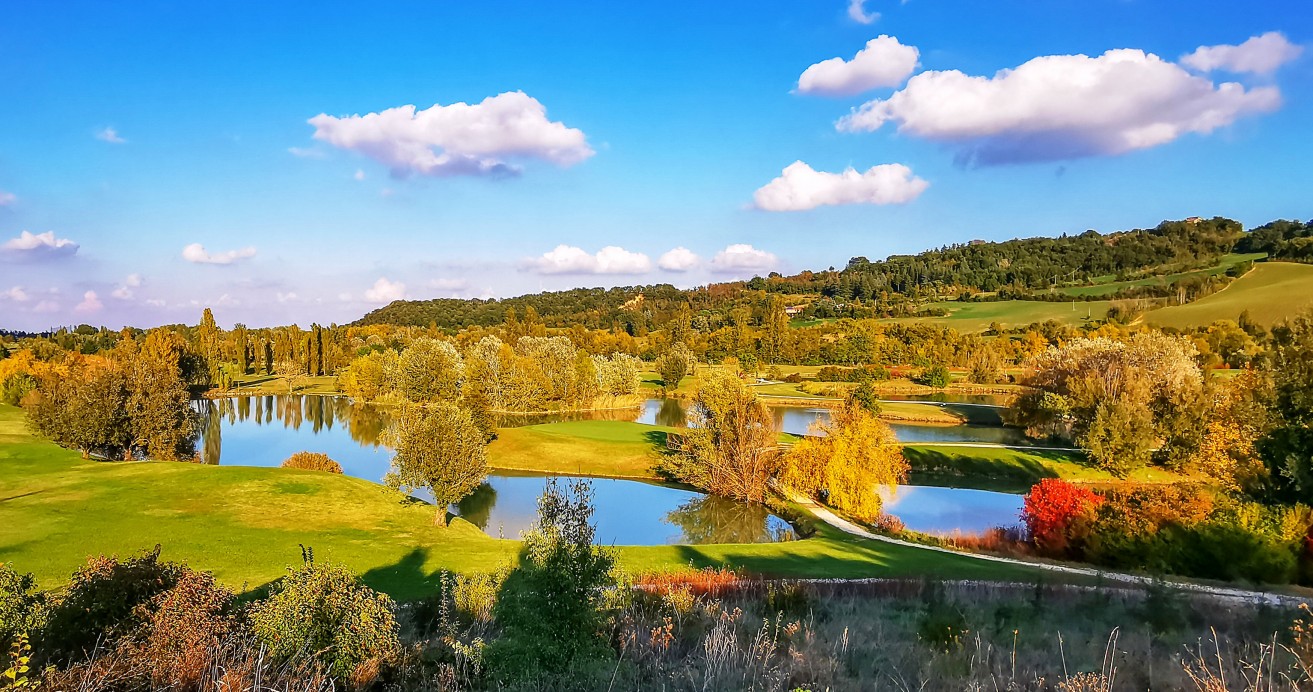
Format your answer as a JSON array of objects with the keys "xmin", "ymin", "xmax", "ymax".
[{"xmin": 360, "ymin": 547, "xmax": 446, "ymax": 599}]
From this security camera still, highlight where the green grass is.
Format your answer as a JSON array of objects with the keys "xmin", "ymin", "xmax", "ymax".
[
  {"xmin": 489, "ymin": 420, "xmax": 673, "ymax": 480},
  {"xmin": 224, "ymin": 374, "xmax": 342, "ymax": 396},
  {"xmin": 1145, "ymin": 261, "xmax": 1313, "ymax": 330},
  {"xmin": 903, "ymin": 445, "xmax": 1193, "ymax": 494},
  {"xmin": 883, "ymin": 300, "xmax": 1114, "ymax": 332},
  {"xmin": 1057, "ymin": 253, "xmax": 1266, "ymax": 298},
  {"xmin": 0, "ymin": 406, "xmax": 1038, "ymax": 599}
]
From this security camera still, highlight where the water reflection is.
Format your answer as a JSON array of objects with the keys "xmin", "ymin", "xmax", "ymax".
[{"xmin": 664, "ymin": 495, "xmax": 795, "ymax": 544}]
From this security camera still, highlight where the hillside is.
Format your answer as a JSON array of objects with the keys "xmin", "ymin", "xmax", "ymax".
[{"xmin": 1146, "ymin": 261, "xmax": 1313, "ymax": 329}]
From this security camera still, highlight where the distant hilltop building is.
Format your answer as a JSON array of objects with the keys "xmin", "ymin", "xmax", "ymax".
[
  {"xmin": 968, "ymin": 239, "xmax": 987, "ymax": 246},
  {"xmin": 784, "ymin": 304, "xmax": 806, "ymax": 316},
  {"xmin": 1185, "ymin": 216, "xmax": 1202, "ymax": 224}
]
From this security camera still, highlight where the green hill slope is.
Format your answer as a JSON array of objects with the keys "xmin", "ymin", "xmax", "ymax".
[{"xmin": 1146, "ymin": 262, "xmax": 1313, "ymax": 329}]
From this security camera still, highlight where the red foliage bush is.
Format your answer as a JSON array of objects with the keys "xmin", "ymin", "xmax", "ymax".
[
  {"xmin": 1022, "ymin": 479, "xmax": 1103, "ymax": 556},
  {"xmin": 636, "ymin": 567, "xmax": 741, "ymax": 597}
]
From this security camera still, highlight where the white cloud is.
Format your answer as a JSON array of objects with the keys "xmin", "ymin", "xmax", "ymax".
[
  {"xmin": 658, "ymin": 247, "xmax": 700, "ymax": 272},
  {"xmin": 353, "ymin": 168, "xmax": 366, "ymax": 181},
  {"xmin": 798, "ymin": 35, "xmax": 919, "ymax": 96},
  {"xmin": 753, "ymin": 160, "xmax": 928, "ymax": 211},
  {"xmin": 364, "ymin": 277, "xmax": 407, "ymax": 304},
  {"xmin": 838, "ymin": 48, "xmax": 1282, "ymax": 165},
  {"xmin": 145, "ymin": 298, "xmax": 166, "ymax": 308},
  {"xmin": 523, "ymin": 245, "xmax": 653, "ymax": 275},
  {"xmin": 74, "ymin": 290, "xmax": 103, "ymax": 314},
  {"xmin": 276, "ymin": 292, "xmax": 299, "ymax": 303},
  {"xmin": 309, "ymin": 91, "xmax": 594, "ymax": 178},
  {"xmin": 111, "ymin": 274, "xmax": 143, "ymax": 300},
  {"xmin": 847, "ymin": 0, "xmax": 878, "ymax": 24},
  {"xmin": 1, "ymin": 286, "xmax": 29, "ymax": 302},
  {"xmin": 96, "ymin": 127, "xmax": 126, "ymax": 144},
  {"xmin": 2, "ymin": 230, "xmax": 79, "ymax": 261},
  {"xmin": 710, "ymin": 244, "xmax": 778, "ymax": 274},
  {"xmin": 181, "ymin": 243, "xmax": 257, "ymax": 265},
  {"xmin": 1181, "ymin": 32, "xmax": 1303, "ymax": 75},
  {"xmin": 33, "ymin": 300, "xmax": 59, "ymax": 313},
  {"xmin": 0, "ymin": 191, "xmax": 16, "ymax": 206}
]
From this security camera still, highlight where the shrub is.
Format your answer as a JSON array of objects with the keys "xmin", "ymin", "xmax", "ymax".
[
  {"xmin": 783, "ymin": 372, "xmax": 803, "ymax": 384},
  {"xmin": 280, "ymin": 451, "xmax": 344, "ymax": 474},
  {"xmin": 250, "ymin": 558, "xmax": 400, "ymax": 682},
  {"xmin": 1022, "ymin": 479, "xmax": 1102, "ymax": 556},
  {"xmin": 134, "ymin": 570, "xmax": 239, "ymax": 689},
  {"xmin": 40, "ymin": 548, "xmax": 184, "ymax": 665},
  {"xmin": 914, "ymin": 363, "xmax": 952, "ymax": 388},
  {"xmin": 0, "ymin": 564, "xmax": 46, "ymax": 647},
  {"xmin": 485, "ymin": 479, "xmax": 616, "ymax": 686}
]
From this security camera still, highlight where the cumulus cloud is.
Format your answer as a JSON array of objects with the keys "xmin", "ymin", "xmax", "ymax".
[
  {"xmin": 309, "ymin": 91, "xmax": 594, "ymax": 178},
  {"xmin": 798, "ymin": 35, "xmax": 919, "ymax": 96},
  {"xmin": 74, "ymin": 290, "xmax": 103, "ymax": 313},
  {"xmin": 837, "ymin": 48, "xmax": 1282, "ymax": 165},
  {"xmin": 847, "ymin": 0, "xmax": 878, "ymax": 24},
  {"xmin": 1181, "ymin": 32, "xmax": 1303, "ymax": 75},
  {"xmin": 0, "ymin": 191, "xmax": 16, "ymax": 206},
  {"xmin": 2, "ymin": 230, "xmax": 79, "ymax": 262},
  {"xmin": 182, "ymin": 243, "xmax": 257, "ymax": 265},
  {"xmin": 711, "ymin": 244, "xmax": 778, "ymax": 274},
  {"xmin": 364, "ymin": 277, "xmax": 407, "ymax": 304},
  {"xmin": 1, "ymin": 286, "xmax": 29, "ymax": 302},
  {"xmin": 658, "ymin": 247, "xmax": 700, "ymax": 272},
  {"xmin": 753, "ymin": 161, "xmax": 928, "ymax": 211},
  {"xmin": 523, "ymin": 245, "xmax": 653, "ymax": 275},
  {"xmin": 111, "ymin": 274, "xmax": 143, "ymax": 300},
  {"xmin": 96, "ymin": 127, "xmax": 126, "ymax": 144}
]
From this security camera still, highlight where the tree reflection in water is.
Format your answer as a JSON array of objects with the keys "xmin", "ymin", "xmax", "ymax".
[
  {"xmin": 654, "ymin": 398, "xmax": 688, "ymax": 428},
  {"xmin": 195, "ymin": 394, "xmax": 397, "ymax": 463},
  {"xmin": 663, "ymin": 495, "xmax": 795, "ymax": 544},
  {"xmin": 454, "ymin": 482, "xmax": 499, "ymax": 531}
]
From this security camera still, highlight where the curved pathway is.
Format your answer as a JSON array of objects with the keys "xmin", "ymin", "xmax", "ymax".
[
  {"xmin": 785, "ymin": 490, "xmax": 1307, "ymax": 607},
  {"xmin": 900, "ymin": 441, "xmax": 1085, "ymax": 453}
]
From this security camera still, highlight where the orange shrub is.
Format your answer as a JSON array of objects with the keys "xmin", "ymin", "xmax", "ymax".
[
  {"xmin": 280, "ymin": 452, "xmax": 343, "ymax": 474},
  {"xmin": 636, "ymin": 567, "xmax": 740, "ymax": 597}
]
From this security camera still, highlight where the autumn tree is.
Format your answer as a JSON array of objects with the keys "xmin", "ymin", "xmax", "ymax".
[
  {"xmin": 781, "ymin": 396, "xmax": 907, "ymax": 522},
  {"xmin": 656, "ymin": 343, "xmax": 695, "ymax": 392},
  {"xmin": 665, "ymin": 369, "xmax": 779, "ymax": 502},
  {"xmin": 1257, "ymin": 311, "xmax": 1313, "ymax": 503},
  {"xmin": 383, "ymin": 403, "xmax": 488, "ymax": 525},
  {"xmin": 397, "ymin": 338, "xmax": 464, "ymax": 403},
  {"xmin": 1012, "ymin": 333, "xmax": 1205, "ymax": 474}
]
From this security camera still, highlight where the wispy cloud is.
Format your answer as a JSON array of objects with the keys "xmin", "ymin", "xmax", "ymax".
[{"xmin": 96, "ymin": 127, "xmax": 126, "ymax": 144}]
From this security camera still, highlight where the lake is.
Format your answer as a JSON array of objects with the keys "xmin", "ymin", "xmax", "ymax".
[{"xmin": 194, "ymin": 395, "xmax": 796, "ymax": 545}]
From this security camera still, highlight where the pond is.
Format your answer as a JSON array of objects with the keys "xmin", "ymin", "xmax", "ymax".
[
  {"xmin": 194, "ymin": 395, "xmax": 796, "ymax": 545},
  {"xmin": 880, "ymin": 485, "xmax": 1024, "ymax": 537},
  {"xmin": 456, "ymin": 475, "xmax": 796, "ymax": 545}
]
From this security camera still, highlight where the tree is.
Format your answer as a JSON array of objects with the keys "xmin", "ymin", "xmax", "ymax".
[
  {"xmin": 26, "ymin": 359, "xmax": 132, "ymax": 459},
  {"xmin": 119, "ymin": 331, "xmax": 199, "ymax": 460},
  {"xmin": 383, "ymin": 403, "xmax": 488, "ymax": 525},
  {"xmin": 397, "ymin": 338, "xmax": 464, "ymax": 403},
  {"xmin": 655, "ymin": 344, "xmax": 695, "ymax": 393},
  {"xmin": 1257, "ymin": 311, "xmax": 1313, "ymax": 502},
  {"xmin": 781, "ymin": 397, "xmax": 907, "ymax": 522},
  {"xmin": 665, "ymin": 369, "xmax": 779, "ymax": 502}
]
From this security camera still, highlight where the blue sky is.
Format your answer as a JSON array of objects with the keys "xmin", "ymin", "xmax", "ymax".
[{"xmin": 0, "ymin": 0, "xmax": 1309, "ymax": 330}]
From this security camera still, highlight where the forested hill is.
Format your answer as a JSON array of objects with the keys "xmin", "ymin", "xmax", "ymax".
[{"xmin": 353, "ymin": 216, "xmax": 1307, "ymax": 329}]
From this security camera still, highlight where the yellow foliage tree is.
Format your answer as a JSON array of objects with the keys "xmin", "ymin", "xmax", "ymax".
[{"xmin": 781, "ymin": 399, "xmax": 908, "ymax": 523}]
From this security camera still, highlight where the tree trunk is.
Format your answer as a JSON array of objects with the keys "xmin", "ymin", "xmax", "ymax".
[{"xmin": 434, "ymin": 509, "xmax": 448, "ymax": 527}]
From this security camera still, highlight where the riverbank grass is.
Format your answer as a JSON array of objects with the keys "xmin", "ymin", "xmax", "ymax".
[{"xmin": 904, "ymin": 445, "xmax": 1195, "ymax": 493}]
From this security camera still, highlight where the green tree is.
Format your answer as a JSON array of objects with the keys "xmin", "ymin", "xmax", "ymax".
[
  {"xmin": 26, "ymin": 360, "xmax": 132, "ymax": 459},
  {"xmin": 383, "ymin": 403, "xmax": 488, "ymax": 525},
  {"xmin": 1257, "ymin": 311, "xmax": 1313, "ymax": 502}
]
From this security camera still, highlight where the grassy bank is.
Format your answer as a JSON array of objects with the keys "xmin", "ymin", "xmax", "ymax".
[
  {"xmin": 1146, "ymin": 261, "xmax": 1313, "ymax": 329},
  {"xmin": 488, "ymin": 420, "xmax": 673, "ymax": 480},
  {"xmin": 904, "ymin": 445, "xmax": 1193, "ymax": 494},
  {"xmin": 0, "ymin": 405, "xmax": 1039, "ymax": 599}
]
